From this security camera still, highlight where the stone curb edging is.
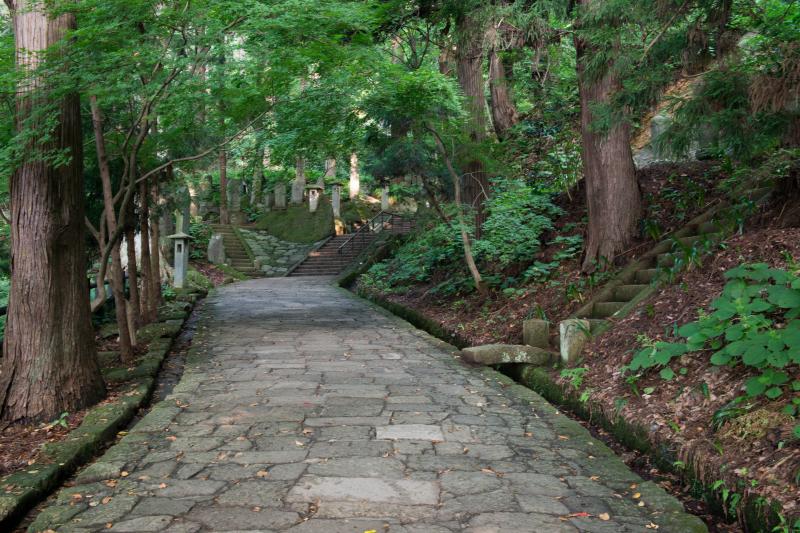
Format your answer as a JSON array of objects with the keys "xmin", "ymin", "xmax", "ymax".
[
  {"xmin": 337, "ymin": 285, "xmax": 709, "ymax": 533},
  {"xmin": 0, "ymin": 290, "xmax": 204, "ymax": 531},
  {"xmin": 507, "ymin": 364, "xmax": 788, "ymax": 532}
]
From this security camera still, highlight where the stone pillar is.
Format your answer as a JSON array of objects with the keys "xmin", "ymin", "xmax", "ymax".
[
  {"xmin": 274, "ymin": 182, "xmax": 287, "ymax": 210},
  {"xmin": 229, "ymin": 179, "xmax": 243, "ymax": 225},
  {"xmin": 332, "ymin": 184, "xmax": 342, "ymax": 218},
  {"xmin": 263, "ymin": 191, "xmax": 274, "ymax": 210},
  {"xmin": 291, "ymin": 157, "xmax": 306, "ymax": 205},
  {"xmin": 381, "ymin": 183, "xmax": 390, "ymax": 211},
  {"xmin": 349, "ymin": 152, "xmax": 360, "ymax": 199},
  {"xmin": 523, "ymin": 319, "xmax": 550, "ymax": 350},
  {"xmin": 559, "ymin": 319, "xmax": 591, "ymax": 365},
  {"xmin": 650, "ymin": 114, "xmax": 671, "ymax": 160}
]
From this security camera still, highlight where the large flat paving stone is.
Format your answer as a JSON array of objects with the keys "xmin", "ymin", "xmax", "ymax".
[{"xmin": 287, "ymin": 476, "xmax": 439, "ymax": 505}]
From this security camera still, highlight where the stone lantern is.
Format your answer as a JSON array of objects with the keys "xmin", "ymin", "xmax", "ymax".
[
  {"xmin": 305, "ymin": 184, "xmax": 324, "ymax": 213},
  {"xmin": 331, "ymin": 182, "xmax": 344, "ymax": 218},
  {"xmin": 168, "ymin": 231, "xmax": 192, "ymax": 289}
]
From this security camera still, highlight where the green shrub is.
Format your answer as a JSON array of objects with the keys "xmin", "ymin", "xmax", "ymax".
[
  {"xmin": 627, "ymin": 263, "xmax": 800, "ymax": 437},
  {"xmin": 476, "ymin": 178, "xmax": 563, "ymax": 266},
  {"xmin": 189, "ymin": 220, "xmax": 212, "ymax": 260}
]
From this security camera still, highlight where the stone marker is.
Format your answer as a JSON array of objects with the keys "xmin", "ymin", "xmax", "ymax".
[
  {"xmin": 559, "ymin": 319, "xmax": 591, "ymax": 365},
  {"xmin": 263, "ymin": 191, "xmax": 274, "ymax": 210},
  {"xmin": 381, "ymin": 183, "xmax": 390, "ymax": 211},
  {"xmin": 332, "ymin": 184, "xmax": 342, "ymax": 218},
  {"xmin": 651, "ymin": 114, "xmax": 671, "ymax": 159},
  {"xmin": 460, "ymin": 344, "xmax": 553, "ymax": 366},
  {"xmin": 208, "ymin": 234, "xmax": 226, "ymax": 265},
  {"xmin": 168, "ymin": 232, "xmax": 191, "ymax": 288},
  {"xmin": 229, "ymin": 179, "xmax": 243, "ymax": 225},
  {"xmin": 349, "ymin": 152, "xmax": 360, "ymax": 199},
  {"xmin": 523, "ymin": 319, "xmax": 550, "ymax": 349},
  {"xmin": 274, "ymin": 181, "xmax": 287, "ymax": 210}
]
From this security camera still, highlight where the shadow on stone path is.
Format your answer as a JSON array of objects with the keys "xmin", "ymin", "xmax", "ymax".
[{"xmin": 28, "ymin": 278, "xmax": 707, "ymax": 533}]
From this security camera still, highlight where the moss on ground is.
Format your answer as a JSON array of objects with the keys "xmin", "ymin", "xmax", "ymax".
[
  {"xmin": 186, "ymin": 267, "xmax": 214, "ymax": 292},
  {"xmin": 255, "ymin": 196, "xmax": 334, "ymax": 243},
  {"xmin": 215, "ymin": 263, "xmax": 249, "ymax": 281},
  {"xmin": 340, "ymin": 197, "xmax": 379, "ymax": 226}
]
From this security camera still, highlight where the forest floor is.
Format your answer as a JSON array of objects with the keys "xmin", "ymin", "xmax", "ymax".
[{"xmin": 359, "ymin": 163, "xmax": 800, "ymax": 529}]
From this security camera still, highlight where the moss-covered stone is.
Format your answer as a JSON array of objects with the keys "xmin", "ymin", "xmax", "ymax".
[
  {"xmin": 27, "ymin": 499, "xmax": 86, "ymax": 532},
  {"xmin": 136, "ymin": 321, "xmax": 181, "ymax": 343},
  {"xmin": 75, "ymin": 461, "xmax": 125, "ymax": 484},
  {"xmin": 102, "ymin": 367, "xmax": 133, "ymax": 382}
]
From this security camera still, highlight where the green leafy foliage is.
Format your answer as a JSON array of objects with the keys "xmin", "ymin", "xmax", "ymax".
[
  {"xmin": 628, "ymin": 264, "xmax": 800, "ymax": 407},
  {"xmin": 360, "ymin": 177, "xmax": 563, "ymax": 294}
]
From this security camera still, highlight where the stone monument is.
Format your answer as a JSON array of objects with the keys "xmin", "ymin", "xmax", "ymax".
[
  {"xmin": 274, "ymin": 182, "xmax": 287, "ymax": 210},
  {"xmin": 332, "ymin": 184, "xmax": 342, "ymax": 218}
]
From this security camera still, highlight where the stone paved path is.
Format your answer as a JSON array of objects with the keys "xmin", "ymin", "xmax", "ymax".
[{"xmin": 30, "ymin": 278, "xmax": 706, "ymax": 533}]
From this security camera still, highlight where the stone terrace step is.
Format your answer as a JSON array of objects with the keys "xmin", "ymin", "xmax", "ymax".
[{"xmin": 613, "ymin": 284, "xmax": 649, "ymax": 302}]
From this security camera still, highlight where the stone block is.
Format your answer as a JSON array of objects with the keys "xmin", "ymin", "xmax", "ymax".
[
  {"xmin": 460, "ymin": 344, "xmax": 553, "ymax": 366},
  {"xmin": 559, "ymin": 319, "xmax": 591, "ymax": 365},
  {"xmin": 522, "ymin": 319, "xmax": 550, "ymax": 349},
  {"xmin": 207, "ymin": 234, "xmax": 225, "ymax": 265}
]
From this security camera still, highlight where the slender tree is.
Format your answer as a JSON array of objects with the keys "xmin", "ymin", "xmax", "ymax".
[{"xmin": 0, "ymin": 0, "xmax": 104, "ymax": 422}]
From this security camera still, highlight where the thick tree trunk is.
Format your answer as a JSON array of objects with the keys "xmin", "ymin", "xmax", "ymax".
[
  {"xmin": 0, "ymin": 1, "xmax": 104, "ymax": 423},
  {"xmin": 349, "ymin": 152, "xmax": 360, "ymax": 199},
  {"xmin": 488, "ymin": 47, "xmax": 519, "ymax": 140},
  {"xmin": 139, "ymin": 179, "xmax": 155, "ymax": 324},
  {"xmin": 576, "ymin": 10, "xmax": 641, "ymax": 271},
  {"xmin": 90, "ymin": 96, "xmax": 133, "ymax": 363},
  {"xmin": 251, "ymin": 144, "xmax": 265, "ymax": 205},
  {"xmin": 219, "ymin": 149, "xmax": 229, "ymax": 224},
  {"xmin": 455, "ymin": 13, "xmax": 489, "ymax": 234}
]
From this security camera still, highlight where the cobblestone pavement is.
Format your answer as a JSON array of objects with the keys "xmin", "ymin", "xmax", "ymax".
[{"xmin": 30, "ymin": 278, "xmax": 707, "ymax": 533}]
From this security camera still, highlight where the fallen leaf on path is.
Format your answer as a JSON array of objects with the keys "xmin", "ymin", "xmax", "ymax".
[
  {"xmin": 558, "ymin": 435, "xmax": 570, "ymax": 440},
  {"xmin": 158, "ymin": 483, "xmax": 167, "ymax": 489},
  {"xmin": 646, "ymin": 523, "xmax": 660, "ymax": 529},
  {"xmin": 256, "ymin": 470, "xmax": 269, "ymax": 478},
  {"xmin": 632, "ymin": 492, "xmax": 641, "ymax": 499},
  {"xmin": 101, "ymin": 496, "xmax": 112, "ymax": 504},
  {"xmin": 598, "ymin": 513, "xmax": 610, "ymax": 521}
]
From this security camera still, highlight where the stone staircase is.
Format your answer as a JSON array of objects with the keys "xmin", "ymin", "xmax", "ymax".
[
  {"xmin": 289, "ymin": 234, "xmax": 379, "ymax": 276},
  {"xmin": 571, "ymin": 185, "xmax": 774, "ymax": 333},
  {"xmin": 209, "ymin": 224, "xmax": 259, "ymax": 277},
  {"xmin": 290, "ymin": 211, "xmax": 415, "ymax": 277}
]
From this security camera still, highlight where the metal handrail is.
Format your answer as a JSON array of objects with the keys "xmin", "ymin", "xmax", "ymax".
[{"xmin": 337, "ymin": 211, "xmax": 413, "ymax": 257}]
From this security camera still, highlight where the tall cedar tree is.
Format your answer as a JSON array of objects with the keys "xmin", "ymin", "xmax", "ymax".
[
  {"xmin": 0, "ymin": 0, "xmax": 104, "ymax": 422},
  {"xmin": 575, "ymin": 0, "xmax": 641, "ymax": 271}
]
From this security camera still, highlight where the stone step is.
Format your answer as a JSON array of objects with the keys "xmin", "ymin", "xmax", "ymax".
[
  {"xmin": 592, "ymin": 301, "xmax": 627, "ymax": 319},
  {"xmin": 635, "ymin": 268, "xmax": 659, "ymax": 284},
  {"xmin": 657, "ymin": 253, "xmax": 676, "ymax": 268},
  {"xmin": 696, "ymin": 221, "xmax": 722, "ymax": 234},
  {"xmin": 613, "ymin": 284, "xmax": 649, "ymax": 301}
]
